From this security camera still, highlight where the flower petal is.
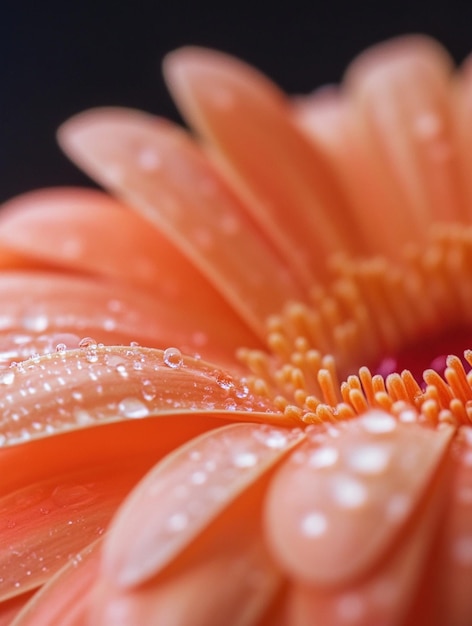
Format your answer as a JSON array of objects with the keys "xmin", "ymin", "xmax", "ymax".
[
  {"xmin": 101, "ymin": 422, "xmax": 305, "ymax": 588},
  {"xmin": 0, "ymin": 414, "xmax": 226, "ymax": 602},
  {"xmin": 265, "ymin": 411, "xmax": 454, "ymax": 586},
  {"xmin": 164, "ymin": 47, "xmax": 358, "ymax": 284},
  {"xmin": 346, "ymin": 36, "xmax": 464, "ymax": 239},
  {"xmin": 0, "ymin": 271, "xmax": 254, "ymax": 368},
  {"xmin": 93, "ymin": 538, "xmax": 280, "ymax": 626},
  {"xmin": 288, "ymin": 469, "xmax": 447, "ymax": 626},
  {"xmin": 10, "ymin": 541, "xmax": 101, "ymax": 626},
  {"xmin": 0, "ymin": 345, "xmax": 282, "ymax": 446},
  {"xmin": 59, "ymin": 109, "xmax": 305, "ymax": 337},
  {"xmin": 434, "ymin": 426, "xmax": 472, "ymax": 625}
]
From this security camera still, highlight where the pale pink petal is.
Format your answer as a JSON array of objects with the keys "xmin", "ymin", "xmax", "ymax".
[
  {"xmin": 59, "ymin": 110, "xmax": 305, "ymax": 337},
  {"xmin": 265, "ymin": 411, "xmax": 454, "ymax": 586},
  {"xmin": 101, "ymin": 422, "xmax": 304, "ymax": 588},
  {"xmin": 164, "ymin": 47, "xmax": 360, "ymax": 283}
]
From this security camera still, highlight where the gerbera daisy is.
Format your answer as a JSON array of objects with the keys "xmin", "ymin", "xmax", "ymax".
[{"xmin": 1, "ymin": 34, "xmax": 472, "ymax": 625}]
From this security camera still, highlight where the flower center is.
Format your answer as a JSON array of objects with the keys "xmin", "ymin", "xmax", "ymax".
[
  {"xmin": 240, "ymin": 228, "xmax": 472, "ymax": 428},
  {"xmin": 374, "ymin": 326, "xmax": 472, "ymax": 386}
]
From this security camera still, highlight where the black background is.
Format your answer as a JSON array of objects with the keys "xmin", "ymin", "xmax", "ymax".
[{"xmin": 2, "ymin": 0, "xmax": 472, "ymax": 203}]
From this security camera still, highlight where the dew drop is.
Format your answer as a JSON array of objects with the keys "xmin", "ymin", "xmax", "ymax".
[
  {"xmin": 163, "ymin": 347, "xmax": 183, "ymax": 369},
  {"xmin": 308, "ymin": 446, "xmax": 339, "ymax": 468},
  {"xmin": 118, "ymin": 397, "xmax": 149, "ymax": 419},
  {"xmin": 301, "ymin": 512, "xmax": 328, "ymax": 538},
  {"xmin": 79, "ymin": 337, "xmax": 97, "ymax": 349},
  {"xmin": 215, "ymin": 372, "xmax": 234, "ymax": 390},
  {"xmin": 166, "ymin": 512, "xmax": 188, "ymax": 533},
  {"xmin": 233, "ymin": 451, "xmax": 258, "ymax": 468},
  {"xmin": 85, "ymin": 348, "xmax": 98, "ymax": 363},
  {"xmin": 22, "ymin": 313, "xmax": 48, "ymax": 332},
  {"xmin": 0, "ymin": 370, "xmax": 15, "ymax": 385},
  {"xmin": 452, "ymin": 536, "xmax": 472, "ymax": 566},
  {"xmin": 360, "ymin": 411, "xmax": 397, "ymax": 434},
  {"xmin": 347, "ymin": 444, "xmax": 391, "ymax": 475},
  {"xmin": 55, "ymin": 343, "xmax": 67, "ymax": 353},
  {"xmin": 190, "ymin": 471, "xmax": 207, "ymax": 485},
  {"xmin": 331, "ymin": 474, "xmax": 368, "ymax": 509}
]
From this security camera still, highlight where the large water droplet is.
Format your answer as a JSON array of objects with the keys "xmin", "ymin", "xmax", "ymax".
[{"xmin": 163, "ymin": 347, "xmax": 183, "ymax": 369}]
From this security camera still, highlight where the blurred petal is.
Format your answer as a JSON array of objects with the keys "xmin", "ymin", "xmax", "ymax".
[
  {"xmin": 59, "ymin": 110, "xmax": 305, "ymax": 337},
  {"xmin": 288, "ymin": 466, "xmax": 447, "ymax": 626},
  {"xmin": 11, "ymin": 541, "xmax": 101, "ymax": 626},
  {"xmin": 0, "ymin": 347, "xmax": 285, "ymax": 601},
  {"xmin": 164, "ymin": 47, "xmax": 359, "ymax": 283},
  {"xmin": 297, "ymin": 36, "xmax": 464, "ymax": 257},
  {"xmin": 265, "ymin": 411, "xmax": 454, "ymax": 586},
  {"xmin": 434, "ymin": 426, "xmax": 472, "ymax": 625},
  {"xmin": 102, "ymin": 422, "xmax": 304, "ymax": 588},
  {"xmin": 0, "ymin": 271, "xmax": 255, "ymax": 368}
]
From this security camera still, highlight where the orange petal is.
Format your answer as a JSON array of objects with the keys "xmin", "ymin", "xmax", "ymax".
[
  {"xmin": 102, "ymin": 422, "xmax": 304, "ymax": 588},
  {"xmin": 11, "ymin": 541, "xmax": 101, "ymax": 626},
  {"xmin": 0, "ymin": 348, "xmax": 283, "ymax": 600},
  {"xmin": 93, "ymin": 539, "xmax": 280, "ymax": 626},
  {"xmin": 59, "ymin": 109, "xmax": 305, "ymax": 337},
  {"xmin": 265, "ymin": 411, "xmax": 453, "ymax": 586},
  {"xmin": 288, "ymin": 460, "xmax": 448, "ymax": 626},
  {"xmin": 0, "ymin": 591, "xmax": 36, "ymax": 626},
  {"xmin": 0, "ymin": 271, "xmax": 254, "ymax": 368},
  {"xmin": 164, "ymin": 47, "xmax": 358, "ymax": 283},
  {"xmin": 0, "ymin": 346, "xmax": 282, "ymax": 448},
  {"xmin": 345, "ymin": 36, "xmax": 464, "ymax": 244},
  {"xmin": 434, "ymin": 426, "xmax": 472, "ymax": 624},
  {"xmin": 0, "ymin": 414, "xmax": 226, "ymax": 602}
]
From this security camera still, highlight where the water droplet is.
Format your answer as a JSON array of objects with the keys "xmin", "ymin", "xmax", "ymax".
[
  {"xmin": 331, "ymin": 474, "xmax": 368, "ymax": 509},
  {"xmin": 308, "ymin": 446, "xmax": 339, "ymax": 469},
  {"xmin": 116, "ymin": 364, "xmax": 128, "ymax": 378},
  {"xmin": 55, "ymin": 343, "xmax": 67, "ymax": 353},
  {"xmin": 347, "ymin": 444, "xmax": 391, "ymax": 475},
  {"xmin": 31, "ymin": 353, "xmax": 40, "ymax": 364},
  {"xmin": 360, "ymin": 411, "xmax": 397, "ymax": 434},
  {"xmin": 452, "ymin": 535, "xmax": 472, "ymax": 566},
  {"xmin": 79, "ymin": 337, "xmax": 97, "ymax": 349},
  {"xmin": 0, "ymin": 370, "xmax": 15, "ymax": 385},
  {"xmin": 141, "ymin": 380, "xmax": 156, "ymax": 401},
  {"xmin": 163, "ymin": 347, "xmax": 183, "ymax": 369},
  {"xmin": 103, "ymin": 318, "xmax": 116, "ymax": 331},
  {"xmin": 85, "ymin": 348, "xmax": 98, "ymax": 363},
  {"xmin": 215, "ymin": 372, "xmax": 234, "ymax": 390},
  {"xmin": 301, "ymin": 512, "xmax": 328, "ymax": 537},
  {"xmin": 190, "ymin": 471, "xmax": 207, "ymax": 485},
  {"xmin": 129, "ymin": 341, "xmax": 139, "ymax": 347},
  {"xmin": 118, "ymin": 397, "xmax": 149, "ymax": 419},
  {"xmin": 233, "ymin": 451, "xmax": 258, "ymax": 468},
  {"xmin": 166, "ymin": 512, "xmax": 188, "ymax": 533},
  {"xmin": 138, "ymin": 147, "xmax": 161, "ymax": 171},
  {"xmin": 22, "ymin": 313, "xmax": 48, "ymax": 332}
]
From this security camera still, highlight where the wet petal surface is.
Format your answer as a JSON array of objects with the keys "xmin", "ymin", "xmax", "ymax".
[{"xmin": 265, "ymin": 411, "xmax": 454, "ymax": 586}]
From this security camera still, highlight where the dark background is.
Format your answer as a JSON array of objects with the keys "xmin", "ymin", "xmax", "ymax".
[{"xmin": 2, "ymin": 0, "xmax": 472, "ymax": 204}]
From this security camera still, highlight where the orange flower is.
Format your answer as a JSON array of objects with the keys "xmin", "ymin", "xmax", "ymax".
[{"xmin": 2, "ymin": 35, "xmax": 472, "ymax": 624}]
